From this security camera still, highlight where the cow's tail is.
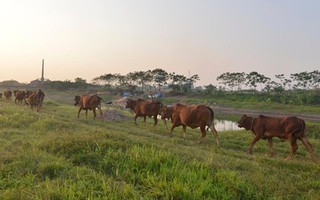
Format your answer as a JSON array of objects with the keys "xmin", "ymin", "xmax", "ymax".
[
  {"xmin": 294, "ymin": 118, "xmax": 306, "ymax": 138},
  {"xmin": 206, "ymin": 106, "xmax": 215, "ymax": 127},
  {"xmin": 99, "ymin": 97, "xmax": 113, "ymax": 105}
]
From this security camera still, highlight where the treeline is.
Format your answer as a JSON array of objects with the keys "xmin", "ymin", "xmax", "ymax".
[
  {"xmin": 41, "ymin": 68, "xmax": 319, "ymax": 105},
  {"xmin": 92, "ymin": 68, "xmax": 200, "ymax": 95},
  {"xmin": 215, "ymin": 70, "xmax": 320, "ymax": 105},
  {"xmin": 216, "ymin": 70, "xmax": 320, "ymax": 91}
]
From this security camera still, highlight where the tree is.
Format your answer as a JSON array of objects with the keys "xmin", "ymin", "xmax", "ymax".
[
  {"xmin": 168, "ymin": 72, "xmax": 187, "ymax": 93},
  {"xmin": 290, "ymin": 71, "xmax": 312, "ymax": 89},
  {"xmin": 245, "ymin": 71, "xmax": 270, "ymax": 91},
  {"xmin": 309, "ymin": 70, "xmax": 320, "ymax": 88},
  {"xmin": 188, "ymin": 74, "xmax": 200, "ymax": 86},
  {"xmin": 74, "ymin": 77, "xmax": 86, "ymax": 84},
  {"xmin": 263, "ymin": 80, "xmax": 277, "ymax": 94},
  {"xmin": 151, "ymin": 68, "xmax": 169, "ymax": 92},
  {"xmin": 203, "ymin": 84, "xmax": 217, "ymax": 95},
  {"xmin": 275, "ymin": 74, "xmax": 292, "ymax": 89},
  {"xmin": 93, "ymin": 73, "xmax": 116, "ymax": 86},
  {"xmin": 217, "ymin": 72, "xmax": 234, "ymax": 90},
  {"xmin": 216, "ymin": 72, "xmax": 246, "ymax": 91}
]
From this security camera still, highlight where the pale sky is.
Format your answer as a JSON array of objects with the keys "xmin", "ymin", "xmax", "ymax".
[{"xmin": 0, "ymin": 0, "xmax": 319, "ymax": 86}]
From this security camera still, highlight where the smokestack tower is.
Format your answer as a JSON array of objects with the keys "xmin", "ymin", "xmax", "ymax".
[{"xmin": 41, "ymin": 59, "xmax": 44, "ymax": 84}]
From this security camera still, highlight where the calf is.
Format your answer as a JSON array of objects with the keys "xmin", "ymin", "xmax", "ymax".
[
  {"xmin": 159, "ymin": 106, "xmax": 174, "ymax": 130},
  {"xmin": 238, "ymin": 114, "xmax": 317, "ymax": 162},
  {"xmin": 15, "ymin": 91, "xmax": 28, "ymax": 104},
  {"xmin": 28, "ymin": 89, "xmax": 45, "ymax": 112},
  {"xmin": 125, "ymin": 98, "xmax": 162, "ymax": 126},
  {"xmin": 4, "ymin": 90, "xmax": 12, "ymax": 100}
]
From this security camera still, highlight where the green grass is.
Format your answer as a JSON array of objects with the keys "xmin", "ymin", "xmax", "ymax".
[{"xmin": 0, "ymin": 97, "xmax": 319, "ymax": 199}]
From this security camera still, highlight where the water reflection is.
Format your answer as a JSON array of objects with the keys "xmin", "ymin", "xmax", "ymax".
[
  {"xmin": 158, "ymin": 116, "xmax": 243, "ymax": 131},
  {"xmin": 214, "ymin": 119, "xmax": 242, "ymax": 131}
]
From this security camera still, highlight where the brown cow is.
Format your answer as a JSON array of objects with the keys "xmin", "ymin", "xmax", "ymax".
[
  {"xmin": 125, "ymin": 98, "xmax": 163, "ymax": 126},
  {"xmin": 159, "ymin": 106, "xmax": 174, "ymax": 130},
  {"xmin": 13, "ymin": 90, "xmax": 19, "ymax": 96},
  {"xmin": 4, "ymin": 90, "xmax": 12, "ymax": 100},
  {"xmin": 168, "ymin": 103, "xmax": 220, "ymax": 147},
  {"xmin": 238, "ymin": 114, "xmax": 317, "ymax": 162},
  {"xmin": 28, "ymin": 89, "xmax": 45, "ymax": 112},
  {"xmin": 15, "ymin": 91, "xmax": 28, "ymax": 104},
  {"xmin": 74, "ymin": 94, "xmax": 112, "ymax": 119}
]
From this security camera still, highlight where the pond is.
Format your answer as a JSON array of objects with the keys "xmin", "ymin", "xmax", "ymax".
[{"xmin": 214, "ymin": 119, "xmax": 243, "ymax": 131}]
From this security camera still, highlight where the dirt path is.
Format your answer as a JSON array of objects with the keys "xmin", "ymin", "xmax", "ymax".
[
  {"xmin": 108, "ymin": 97, "xmax": 320, "ymax": 122},
  {"xmin": 213, "ymin": 106, "xmax": 320, "ymax": 122}
]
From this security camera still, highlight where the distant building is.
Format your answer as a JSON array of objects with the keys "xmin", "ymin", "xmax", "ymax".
[{"xmin": 29, "ymin": 78, "xmax": 51, "ymax": 87}]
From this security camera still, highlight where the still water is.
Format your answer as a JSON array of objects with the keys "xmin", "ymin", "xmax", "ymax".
[
  {"xmin": 158, "ymin": 116, "xmax": 242, "ymax": 132},
  {"xmin": 214, "ymin": 119, "xmax": 242, "ymax": 131}
]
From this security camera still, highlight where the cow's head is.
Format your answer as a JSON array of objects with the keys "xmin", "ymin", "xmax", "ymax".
[
  {"xmin": 25, "ymin": 91, "xmax": 33, "ymax": 98},
  {"xmin": 74, "ymin": 95, "xmax": 81, "ymax": 106},
  {"xmin": 125, "ymin": 98, "xmax": 136, "ymax": 109},
  {"xmin": 159, "ymin": 106, "xmax": 173, "ymax": 119},
  {"xmin": 238, "ymin": 114, "xmax": 253, "ymax": 130},
  {"xmin": 159, "ymin": 106, "xmax": 168, "ymax": 119},
  {"xmin": 13, "ymin": 90, "xmax": 19, "ymax": 96},
  {"xmin": 38, "ymin": 89, "xmax": 45, "ymax": 98}
]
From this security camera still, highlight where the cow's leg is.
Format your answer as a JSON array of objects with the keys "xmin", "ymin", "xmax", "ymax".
[
  {"xmin": 248, "ymin": 136, "xmax": 260, "ymax": 155},
  {"xmin": 182, "ymin": 125, "xmax": 187, "ymax": 140},
  {"xmin": 134, "ymin": 114, "xmax": 138, "ymax": 126},
  {"xmin": 98, "ymin": 106, "xmax": 103, "ymax": 118},
  {"xmin": 267, "ymin": 138, "xmax": 274, "ymax": 157},
  {"xmin": 300, "ymin": 137, "xmax": 318, "ymax": 162},
  {"xmin": 85, "ymin": 109, "xmax": 89, "ymax": 119},
  {"xmin": 285, "ymin": 134, "xmax": 298, "ymax": 161},
  {"xmin": 209, "ymin": 124, "xmax": 220, "ymax": 147},
  {"xmin": 163, "ymin": 119, "xmax": 169, "ymax": 130},
  {"xmin": 170, "ymin": 124, "xmax": 177, "ymax": 137},
  {"xmin": 143, "ymin": 116, "xmax": 147, "ymax": 126},
  {"xmin": 153, "ymin": 115, "xmax": 158, "ymax": 127},
  {"xmin": 77, "ymin": 108, "xmax": 81, "ymax": 118},
  {"xmin": 93, "ymin": 109, "xmax": 97, "ymax": 119},
  {"xmin": 198, "ymin": 126, "xmax": 207, "ymax": 144}
]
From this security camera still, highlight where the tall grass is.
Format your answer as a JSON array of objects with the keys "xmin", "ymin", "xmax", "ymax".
[{"xmin": 0, "ymin": 98, "xmax": 319, "ymax": 199}]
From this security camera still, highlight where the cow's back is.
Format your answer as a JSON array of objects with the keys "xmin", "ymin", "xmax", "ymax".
[
  {"xmin": 80, "ymin": 94, "xmax": 100, "ymax": 110},
  {"xmin": 173, "ymin": 104, "xmax": 213, "ymax": 128},
  {"xmin": 136, "ymin": 99, "xmax": 161, "ymax": 116},
  {"xmin": 283, "ymin": 116, "xmax": 306, "ymax": 138},
  {"xmin": 28, "ymin": 91, "xmax": 37, "ymax": 105},
  {"xmin": 254, "ymin": 115, "xmax": 284, "ymax": 132}
]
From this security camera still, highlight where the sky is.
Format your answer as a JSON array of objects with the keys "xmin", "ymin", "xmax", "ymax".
[{"xmin": 0, "ymin": 0, "xmax": 319, "ymax": 86}]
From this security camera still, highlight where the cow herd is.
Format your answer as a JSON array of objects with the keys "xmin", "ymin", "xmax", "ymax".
[
  {"xmin": 1, "ymin": 90, "xmax": 317, "ymax": 162},
  {"xmin": 123, "ymin": 98, "xmax": 318, "ymax": 162},
  {"xmin": 0, "ymin": 89, "xmax": 45, "ymax": 112}
]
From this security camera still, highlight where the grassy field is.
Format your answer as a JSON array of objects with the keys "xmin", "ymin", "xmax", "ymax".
[{"xmin": 0, "ymin": 95, "xmax": 319, "ymax": 199}]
